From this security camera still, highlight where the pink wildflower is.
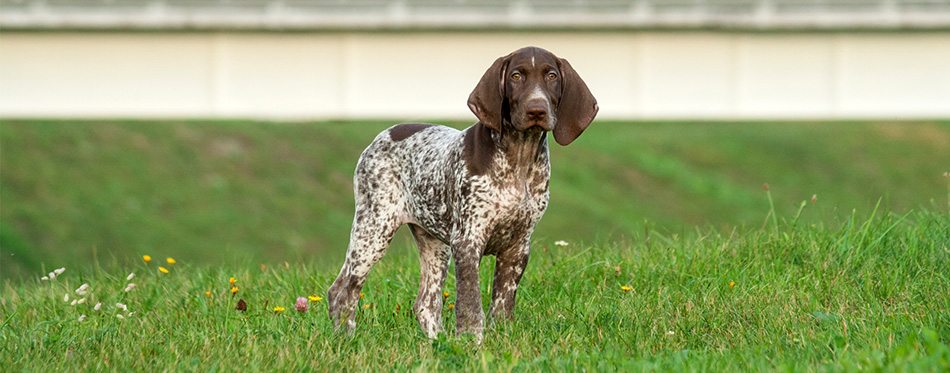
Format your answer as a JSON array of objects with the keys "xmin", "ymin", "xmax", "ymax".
[{"xmin": 295, "ymin": 297, "xmax": 308, "ymax": 312}]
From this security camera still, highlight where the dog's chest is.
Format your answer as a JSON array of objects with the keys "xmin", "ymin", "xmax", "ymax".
[{"xmin": 469, "ymin": 167, "xmax": 549, "ymax": 254}]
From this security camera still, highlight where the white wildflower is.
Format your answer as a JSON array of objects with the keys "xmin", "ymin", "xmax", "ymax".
[
  {"xmin": 70, "ymin": 299, "xmax": 78, "ymax": 306},
  {"xmin": 128, "ymin": 312, "xmax": 134, "ymax": 317},
  {"xmin": 64, "ymin": 293, "xmax": 70, "ymax": 302},
  {"xmin": 124, "ymin": 283, "xmax": 136, "ymax": 292},
  {"xmin": 78, "ymin": 315, "xmax": 86, "ymax": 322},
  {"xmin": 41, "ymin": 276, "xmax": 49, "ymax": 281},
  {"xmin": 77, "ymin": 298, "xmax": 86, "ymax": 304},
  {"xmin": 49, "ymin": 272, "xmax": 57, "ymax": 280},
  {"xmin": 554, "ymin": 240, "xmax": 569, "ymax": 247},
  {"xmin": 116, "ymin": 314, "xmax": 125, "ymax": 319},
  {"xmin": 116, "ymin": 303, "xmax": 127, "ymax": 311},
  {"xmin": 75, "ymin": 283, "xmax": 90, "ymax": 295},
  {"xmin": 126, "ymin": 272, "xmax": 135, "ymax": 281},
  {"xmin": 667, "ymin": 330, "xmax": 675, "ymax": 335},
  {"xmin": 94, "ymin": 302, "xmax": 102, "ymax": 311},
  {"xmin": 53, "ymin": 267, "xmax": 65, "ymax": 275}
]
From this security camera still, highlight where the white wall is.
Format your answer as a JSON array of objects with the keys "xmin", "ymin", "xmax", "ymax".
[{"xmin": 1, "ymin": 31, "xmax": 948, "ymax": 120}]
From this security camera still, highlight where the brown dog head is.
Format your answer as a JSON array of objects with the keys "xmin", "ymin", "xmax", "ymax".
[{"xmin": 467, "ymin": 46, "xmax": 598, "ymax": 145}]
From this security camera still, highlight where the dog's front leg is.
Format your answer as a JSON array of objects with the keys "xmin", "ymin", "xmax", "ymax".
[
  {"xmin": 488, "ymin": 239, "xmax": 530, "ymax": 320},
  {"xmin": 451, "ymin": 237, "xmax": 486, "ymax": 342}
]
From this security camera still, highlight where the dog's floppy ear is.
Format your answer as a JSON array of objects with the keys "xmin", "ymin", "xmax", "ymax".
[
  {"xmin": 467, "ymin": 54, "xmax": 511, "ymax": 132},
  {"xmin": 553, "ymin": 58, "xmax": 598, "ymax": 146}
]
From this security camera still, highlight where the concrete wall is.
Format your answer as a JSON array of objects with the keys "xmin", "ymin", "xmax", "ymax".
[{"xmin": 1, "ymin": 31, "xmax": 948, "ymax": 120}]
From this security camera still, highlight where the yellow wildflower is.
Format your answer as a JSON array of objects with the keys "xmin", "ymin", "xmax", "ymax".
[
  {"xmin": 159, "ymin": 266, "xmax": 169, "ymax": 274},
  {"xmin": 359, "ymin": 293, "xmax": 364, "ymax": 299},
  {"xmin": 363, "ymin": 304, "xmax": 370, "ymax": 309},
  {"xmin": 274, "ymin": 306, "xmax": 285, "ymax": 312},
  {"xmin": 448, "ymin": 303, "xmax": 454, "ymax": 310},
  {"xmin": 729, "ymin": 282, "xmax": 736, "ymax": 289},
  {"xmin": 621, "ymin": 286, "xmax": 632, "ymax": 292},
  {"xmin": 143, "ymin": 255, "xmax": 151, "ymax": 263},
  {"xmin": 166, "ymin": 257, "xmax": 176, "ymax": 264},
  {"xmin": 443, "ymin": 291, "xmax": 450, "ymax": 298},
  {"xmin": 205, "ymin": 291, "xmax": 212, "ymax": 298},
  {"xmin": 308, "ymin": 295, "xmax": 322, "ymax": 302},
  {"xmin": 229, "ymin": 277, "xmax": 236, "ymax": 286},
  {"xmin": 231, "ymin": 287, "xmax": 238, "ymax": 295}
]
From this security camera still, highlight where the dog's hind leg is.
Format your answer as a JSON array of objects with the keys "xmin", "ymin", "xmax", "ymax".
[
  {"xmin": 327, "ymin": 157, "xmax": 405, "ymax": 333},
  {"xmin": 327, "ymin": 212, "xmax": 401, "ymax": 332},
  {"xmin": 410, "ymin": 224, "xmax": 451, "ymax": 338}
]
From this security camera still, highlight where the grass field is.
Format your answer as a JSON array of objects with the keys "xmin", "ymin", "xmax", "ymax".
[
  {"xmin": 1, "ymin": 119, "xmax": 949, "ymax": 370},
  {"xmin": 1, "ymin": 205, "xmax": 947, "ymax": 370},
  {"xmin": 2, "ymin": 119, "xmax": 949, "ymax": 280}
]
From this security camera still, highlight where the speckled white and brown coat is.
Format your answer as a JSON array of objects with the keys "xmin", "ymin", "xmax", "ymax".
[{"xmin": 327, "ymin": 46, "xmax": 598, "ymax": 341}]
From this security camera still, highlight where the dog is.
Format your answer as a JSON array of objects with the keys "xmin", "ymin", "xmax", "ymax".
[{"xmin": 327, "ymin": 46, "xmax": 597, "ymax": 341}]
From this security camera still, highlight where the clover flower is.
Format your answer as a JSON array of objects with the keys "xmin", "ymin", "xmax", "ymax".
[{"xmin": 295, "ymin": 297, "xmax": 308, "ymax": 312}]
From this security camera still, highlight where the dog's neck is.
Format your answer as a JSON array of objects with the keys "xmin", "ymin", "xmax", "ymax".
[
  {"xmin": 495, "ymin": 122, "xmax": 548, "ymax": 172},
  {"xmin": 464, "ymin": 122, "xmax": 550, "ymax": 181}
]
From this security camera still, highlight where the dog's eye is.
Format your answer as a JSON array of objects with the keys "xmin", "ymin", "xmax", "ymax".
[
  {"xmin": 547, "ymin": 72, "xmax": 558, "ymax": 80},
  {"xmin": 511, "ymin": 72, "xmax": 522, "ymax": 81}
]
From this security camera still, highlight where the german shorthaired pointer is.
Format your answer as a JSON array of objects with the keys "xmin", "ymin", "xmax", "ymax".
[{"xmin": 327, "ymin": 46, "xmax": 598, "ymax": 341}]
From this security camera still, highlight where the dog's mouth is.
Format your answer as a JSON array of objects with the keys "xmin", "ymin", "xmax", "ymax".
[{"xmin": 521, "ymin": 119, "xmax": 553, "ymax": 132}]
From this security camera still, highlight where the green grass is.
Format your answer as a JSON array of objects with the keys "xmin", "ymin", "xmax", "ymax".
[
  {"xmin": 1, "ymin": 206, "xmax": 947, "ymax": 370},
  {"xmin": 2, "ymin": 119, "xmax": 949, "ymax": 280}
]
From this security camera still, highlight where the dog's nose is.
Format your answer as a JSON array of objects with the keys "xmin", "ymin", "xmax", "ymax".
[{"xmin": 526, "ymin": 103, "xmax": 547, "ymax": 121}]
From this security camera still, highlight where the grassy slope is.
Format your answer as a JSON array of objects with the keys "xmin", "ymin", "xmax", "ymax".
[
  {"xmin": 1, "ymin": 120, "xmax": 949, "ymax": 280},
  {"xmin": 1, "ymin": 208, "xmax": 947, "ymax": 370}
]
